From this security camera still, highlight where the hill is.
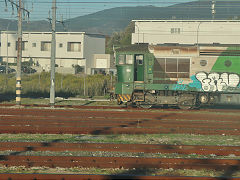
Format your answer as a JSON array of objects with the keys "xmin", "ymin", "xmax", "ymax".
[{"xmin": 1, "ymin": 1, "xmax": 240, "ymax": 35}]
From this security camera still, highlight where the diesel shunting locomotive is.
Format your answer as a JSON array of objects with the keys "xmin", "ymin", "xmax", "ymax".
[{"xmin": 114, "ymin": 44, "xmax": 240, "ymax": 109}]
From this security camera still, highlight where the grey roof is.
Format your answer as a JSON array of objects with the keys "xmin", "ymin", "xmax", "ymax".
[{"xmin": 116, "ymin": 44, "xmax": 149, "ymax": 53}]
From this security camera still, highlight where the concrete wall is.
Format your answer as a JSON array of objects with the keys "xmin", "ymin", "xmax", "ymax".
[
  {"xmin": 132, "ymin": 20, "xmax": 240, "ymax": 45},
  {"xmin": 92, "ymin": 54, "xmax": 114, "ymax": 74},
  {"xmin": 93, "ymin": 54, "xmax": 111, "ymax": 68},
  {"xmin": 83, "ymin": 34, "xmax": 105, "ymax": 74},
  {"xmin": 56, "ymin": 67, "xmax": 75, "ymax": 74}
]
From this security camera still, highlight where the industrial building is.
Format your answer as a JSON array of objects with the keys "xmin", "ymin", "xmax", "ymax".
[{"xmin": 132, "ymin": 20, "xmax": 240, "ymax": 45}]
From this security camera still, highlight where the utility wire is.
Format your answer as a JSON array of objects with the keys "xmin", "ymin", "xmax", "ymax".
[{"xmin": 2, "ymin": 0, "xmax": 240, "ymax": 21}]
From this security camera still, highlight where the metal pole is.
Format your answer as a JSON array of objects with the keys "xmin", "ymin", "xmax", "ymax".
[
  {"xmin": 196, "ymin": 22, "xmax": 202, "ymax": 45},
  {"xmin": 6, "ymin": 21, "xmax": 12, "ymax": 76},
  {"xmin": 212, "ymin": 0, "xmax": 216, "ymax": 20},
  {"xmin": 50, "ymin": 0, "xmax": 56, "ymax": 106},
  {"xmin": 110, "ymin": 73, "xmax": 113, "ymax": 90},
  {"xmin": 135, "ymin": 24, "xmax": 139, "ymax": 44},
  {"xmin": 84, "ymin": 74, "xmax": 86, "ymax": 96},
  {"xmin": 6, "ymin": 32, "xmax": 9, "ymax": 75},
  {"xmin": 5, "ymin": 31, "xmax": 9, "ymax": 89},
  {"xmin": 16, "ymin": 0, "xmax": 22, "ymax": 106}
]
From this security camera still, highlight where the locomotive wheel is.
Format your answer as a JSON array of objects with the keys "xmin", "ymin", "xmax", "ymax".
[
  {"xmin": 125, "ymin": 101, "xmax": 133, "ymax": 107},
  {"xmin": 138, "ymin": 103, "xmax": 152, "ymax": 109},
  {"xmin": 178, "ymin": 99, "xmax": 194, "ymax": 110},
  {"xmin": 117, "ymin": 99, "xmax": 122, "ymax": 105},
  {"xmin": 136, "ymin": 102, "xmax": 152, "ymax": 109},
  {"xmin": 136, "ymin": 93, "xmax": 154, "ymax": 109}
]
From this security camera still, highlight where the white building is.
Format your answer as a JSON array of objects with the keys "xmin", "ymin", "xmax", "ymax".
[
  {"xmin": 0, "ymin": 31, "xmax": 105, "ymax": 74},
  {"xmin": 92, "ymin": 54, "xmax": 115, "ymax": 74},
  {"xmin": 132, "ymin": 20, "xmax": 240, "ymax": 45}
]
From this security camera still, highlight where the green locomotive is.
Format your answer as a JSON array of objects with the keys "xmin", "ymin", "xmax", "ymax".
[{"xmin": 114, "ymin": 44, "xmax": 240, "ymax": 109}]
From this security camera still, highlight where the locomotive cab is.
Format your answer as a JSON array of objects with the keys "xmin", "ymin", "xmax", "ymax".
[
  {"xmin": 114, "ymin": 44, "xmax": 149, "ymax": 105},
  {"xmin": 115, "ymin": 54, "xmax": 134, "ymax": 104}
]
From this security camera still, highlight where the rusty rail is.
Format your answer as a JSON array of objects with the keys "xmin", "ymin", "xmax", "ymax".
[
  {"xmin": 0, "ymin": 125, "xmax": 239, "ymax": 135},
  {"xmin": 1, "ymin": 107, "xmax": 240, "ymax": 122},
  {"xmin": 0, "ymin": 103, "xmax": 240, "ymax": 113},
  {"xmin": 0, "ymin": 155, "xmax": 239, "ymax": 170},
  {"xmin": 0, "ymin": 142, "xmax": 239, "ymax": 156},
  {"xmin": 1, "ymin": 116, "xmax": 239, "ymax": 128},
  {"xmin": 1, "ymin": 173, "xmax": 238, "ymax": 180}
]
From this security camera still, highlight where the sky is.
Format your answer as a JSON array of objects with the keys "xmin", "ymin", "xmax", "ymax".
[{"xmin": 1, "ymin": 0, "xmax": 197, "ymax": 21}]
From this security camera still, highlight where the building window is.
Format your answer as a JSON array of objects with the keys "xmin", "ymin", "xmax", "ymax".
[
  {"xmin": 59, "ymin": 43, "xmax": 63, "ymax": 48},
  {"xmin": 171, "ymin": 28, "xmax": 180, "ymax": 34},
  {"xmin": 32, "ymin": 43, "xmax": 36, "ymax": 47},
  {"xmin": 67, "ymin": 42, "xmax": 81, "ymax": 52},
  {"xmin": 41, "ymin": 41, "xmax": 51, "ymax": 51},
  {"xmin": 15, "ymin": 41, "xmax": 28, "ymax": 51},
  {"xmin": 7, "ymin": 42, "xmax": 11, "ymax": 47}
]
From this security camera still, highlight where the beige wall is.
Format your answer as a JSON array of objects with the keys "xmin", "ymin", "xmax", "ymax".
[{"xmin": 93, "ymin": 54, "xmax": 111, "ymax": 69}]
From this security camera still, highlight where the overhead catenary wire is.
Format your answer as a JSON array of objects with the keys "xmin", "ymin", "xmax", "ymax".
[{"xmin": 2, "ymin": 1, "xmax": 240, "ymax": 22}]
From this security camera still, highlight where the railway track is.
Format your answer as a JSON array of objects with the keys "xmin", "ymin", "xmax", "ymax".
[
  {"xmin": 1, "ymin": 106, "xmax": 240, "ymax": 121},
  {"xmin": 1, "ymin": 173, "xmax": 236, "ymax": 180},
  {"xmin": 0, "ymin": 141, "xmax": 239, "ymax": 179},
  {"xmin": 0, "ymin": 107, "xmax": 239, "ymax": 135},
  {"xmin": 0, "ymin": 103, "xmax": 240, "ymax": 113},
  {"xmin": 0, "ymin": 106, "xmax": 239, "ymax": 179},
  {"xmin": 0, "ymin": 142, "xmax": 240, "ymax": 156}
]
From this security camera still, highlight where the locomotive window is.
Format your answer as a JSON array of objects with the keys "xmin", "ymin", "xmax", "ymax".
[
  {"xmin": 136, "ymin": 55, "xmax": 143, "ymax": 60},
  {"xmin": 178, "ymin": 59, "xmax": 190, "ymax": 72},
  {"xmin": 166, "ymin": 58, "xmax": 177, "ymax": 72},
  {"xmin": 136, "ymin": 55, "xmax": 144, "ymax": 65},
  {"xmin": 154, "ymin": 58, "xmax": 190, "ymax": 79},
  {"xmin": 154, "ymin": 58, "xmax": 165, "ymax": 72},
  {"xmin": 126, "ymin": 55, "xmax": 133, "ymax": 64},
  {"xmin": 118, "ymin": 55, "xmax": 125, "ymax": 64},
  {"xmin": 138, "ymin": 59, "xmax": 143, "ymax": 65}
]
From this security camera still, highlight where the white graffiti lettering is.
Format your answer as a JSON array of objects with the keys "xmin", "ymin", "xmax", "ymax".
[{"xmin": 196, "ymin": 72, "xmax": 240, "ymax": 92}]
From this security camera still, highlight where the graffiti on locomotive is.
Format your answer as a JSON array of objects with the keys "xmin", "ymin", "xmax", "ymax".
[{"xmin": 195, "ymin": 72, "xmax": 240, "ymax": 92}]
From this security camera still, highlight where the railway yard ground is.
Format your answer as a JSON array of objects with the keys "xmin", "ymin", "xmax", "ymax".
[{"xmin": 0, "ymin": 97, "xmax": 239, "ymax": 179}]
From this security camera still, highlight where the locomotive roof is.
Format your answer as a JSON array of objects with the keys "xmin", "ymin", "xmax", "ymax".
[
  {"xmin": 115, "ymin": 44, "xmax": 149, "ymax": 53},
  {"xmin": 115, "ymin": 43, "xmax": 240, "ymax": 54}
]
